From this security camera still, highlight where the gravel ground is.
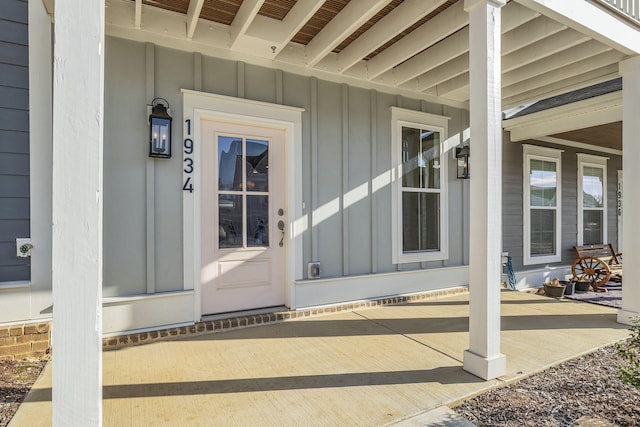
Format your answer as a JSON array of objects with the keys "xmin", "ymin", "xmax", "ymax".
[
  {"xmin": 0, "ymin": 359, "xmax": 46, "ymax": 427},
  {"xmin": 455, "ymin": 345, "xmax": 640, "ymax": 426}
]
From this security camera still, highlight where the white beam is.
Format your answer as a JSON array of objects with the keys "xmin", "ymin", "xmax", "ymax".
[
  {"xmin": 463, "ymin": 0, "xmax": 507, "ymax": 381},
  {"xmin": 104, "ymin": 2, "xmax": 469, "ymax": 110},
  {"xmin": 383, "ymin": 27, "xmax": 469, "ymax": 86},
  {"xmin": 52, "ymin": 0, "xmax": 104, "ymax": 425},
  {"xmin": 304, "ymin": 0, "xmax": 388, "ymax": 67},
  {"xmin": 503, "ymin": 50, "xmax": 622, "ymax": 98},
  {"xmin": 500, "ymin": 0, "xmax": 540, "ymax": 32},
  {"xmin": 424, "ymin": 71, "xmax": 469, "ymax": 97},
  {"xmin": 502, "ymin": 28, "xmax": 589, "ymax": 72},
  {"xmin": 336, "ymin": 0, "xmax": 448, "ymax": 73},
  {"xmin": 516, "ymin": 0, "xmax": 640, "ymax": 55},
  {"xmin": 419, "ymin": 27, "xmax": 589, "ymax": 97},
  {"xmin": 503, "ymin": 40, "xmax": 614, "ymax": 87},
  {"xmin": 503, "ymin": 91, "xmax": 622, "ymax": 141},
  {"xmin": 185, "ymin": 0, "xmax": 205, "ymax": 40},
  {"xmin": 134, "ymin": 0, "xmax": 142, "ymax": 29},
  {"xmin": 365, "ymin": 0, "xmax": 468, "ymax": 80},
  {"xmin": 377, "ymin": 0, "xmax": 539, "ymax": 88},
  {"xmin": 502, "ymin": 64, "xmax": 619, "ymax": 109},
  {"xmin": 229, "ymin": 0, "xmax": 264, "ymax": 47},
  {"xmin": 416, "ymin": 52, "xmax": 469, "ymax": 91},
  {"xmin": 502, "ymin": 15, "xmax": 565, "ymax": 55},
  {"xmin": 618, "ymin": 55, "xmax": 640, "ymax": 324}
]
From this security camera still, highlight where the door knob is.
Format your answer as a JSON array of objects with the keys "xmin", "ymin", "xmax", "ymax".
[{"xmin": 277, "ymin": 220, "xmax": 285, "ymax": 247}]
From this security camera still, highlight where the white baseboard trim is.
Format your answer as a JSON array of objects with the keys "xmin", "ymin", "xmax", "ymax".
[
  {"xmin": 103, "ymin": 290, "xmax": 195, "ymax": 334},
  {"xmin": 512, "ymin": 265, "xmax": 572, "ymax": 290},
  {"xmin": 293, "ymin": 266, "xmax": 469, "ymax": 309}
]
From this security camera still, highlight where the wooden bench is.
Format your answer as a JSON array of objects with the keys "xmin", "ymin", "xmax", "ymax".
[{"xmin": 572, "ymin": 244, "xmax": 623, "ymax": 290}]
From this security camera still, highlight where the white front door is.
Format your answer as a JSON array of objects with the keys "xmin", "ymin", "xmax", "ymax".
[{"xmin": 201, "ymin": 120, "xmax": 286, "ymax": 315}]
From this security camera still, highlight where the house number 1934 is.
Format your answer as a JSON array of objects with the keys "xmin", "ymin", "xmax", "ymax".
[{"xmin": 183, "ymin": 119, "xmax": 194, "ymax": 193}]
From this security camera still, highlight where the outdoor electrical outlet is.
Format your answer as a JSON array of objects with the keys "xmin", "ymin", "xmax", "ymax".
[
  {"xmin": 308, "ymin": 262, "xmax": 320, "ymax": 279},
  {"xmin": 16, "ymin": 238, "xmax": 33, "ymax": 258}
]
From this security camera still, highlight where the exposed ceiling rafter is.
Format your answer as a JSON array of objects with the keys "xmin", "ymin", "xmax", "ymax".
[
  {"xmin": 304, "ymin": 0, "xmax": 389, "ymax": 68},
  {"xmin": 229, "ymin": 0, "xmax": 265, "ymax": 48},
  {"xmin": 186, "ymin": 0, "xmax": 205, "ymax": 40}
]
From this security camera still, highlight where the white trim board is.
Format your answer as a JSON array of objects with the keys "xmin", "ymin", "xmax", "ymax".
[
  {"xmin": 513, "ymin": 265, "xmax": 573, "ymax": 290},
  {"xmin": 103, "ymin": 291, "xmax": 195, "ymax": 334},
  {"xmin": 182, "ymin": 90, "xmax": 304, "ymax": 319},
  {"xmin": 522, "ymin": 144, "xmax": 563, "ymax": 266},
  {"xmin": 294, "ymin": 266, "xmax": 469, "ymax": 308},
  {"xmin": 536, "ymin": 137, "xmax": 622, "ymax": 156},
  {"xmin": 503, "ymin": 91, "xmax": 622, "ymax": 141}
]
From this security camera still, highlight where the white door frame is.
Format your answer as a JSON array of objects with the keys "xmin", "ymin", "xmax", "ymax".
[{"xmin": 181, "ymin": 89, "xmax": 304, "ymax": 321}]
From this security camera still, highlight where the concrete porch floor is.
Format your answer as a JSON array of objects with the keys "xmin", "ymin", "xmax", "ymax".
[{"xmin": 10, "ymin": 290, "xmax": 631, "ymax": 426}]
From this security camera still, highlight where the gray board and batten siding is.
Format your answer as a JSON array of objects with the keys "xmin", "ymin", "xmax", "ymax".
[
  {"xmin": 103, "ymin": 37, "xmax": 469, "ymax": 297},
  {"xmin": 502, "ymin": 135, "xmax": 621, "ymax": 271},
  {"xmin": 0, "ymin": 0, "xmax": 29, "ymax": 283}
]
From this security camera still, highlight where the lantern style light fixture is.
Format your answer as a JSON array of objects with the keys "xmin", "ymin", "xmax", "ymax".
[
  {"xmin": 455, "ymin": 145, "xmax": 470, "ymax": 179},
  {"xmin": 149, "ymin": 98, "xmax": 172, "ymax": 158}
]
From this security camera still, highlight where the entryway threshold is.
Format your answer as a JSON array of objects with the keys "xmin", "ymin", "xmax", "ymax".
[{"xmin": 102, "ymin": 286, "xmax": 468, "ymax": 351}]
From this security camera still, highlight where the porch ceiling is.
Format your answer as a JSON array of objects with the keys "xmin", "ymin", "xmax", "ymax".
[
  {"xmin": 108, "ymin": 0, "xmax": 636, "ymax": 112},
  {"xmin": 553, "ymin": 122, "xmax": 622, "ymax": 151}
]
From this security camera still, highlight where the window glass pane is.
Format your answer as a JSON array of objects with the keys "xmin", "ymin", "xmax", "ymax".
[
  {"xmin": 530, "ymin": 159, "xmax": 556, "ymax": 207},
  {"xmin": 402, "ymin": 192, "xmax": 440, "ymax": 253},
  {"xmin": 218, "ymin": 136, "xmax": 243, "ymax": 191},
  {"xmin": 530, "ymin": 208, "xmax": 556, "ymax": 256},
  {"xmin": 401, "ymin": 127, "xmax": 441, "ymax": 189},
  {"xmin": 583, "ymin": 209, "xmax": 603, "ymax": 245},
  {"xmin": 583, "ymin": 166, "xmax": 604, "ymax": 208},
  {"xmin": 247, "ymin": 195, "xmax": 269, "ymax": 247},
  {"xmin": 219, "ymin": 195, "xmax": 243, "ymax": 248},
  {"xmin": 246, "ymin": 139, "xmax": 268, "ymax": 192}
]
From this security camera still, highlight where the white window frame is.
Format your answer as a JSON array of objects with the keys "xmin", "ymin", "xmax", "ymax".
[
  {"xmin": 523, "ymin": 144, "xmax": 563, "ymax": 265},
  {"xmin": 391, "ymin": 107, "xmax": 449, "ymax": 264},
  {"xmin": 577, "ymin": 153, "xmax": 608, "ymax": 246}
]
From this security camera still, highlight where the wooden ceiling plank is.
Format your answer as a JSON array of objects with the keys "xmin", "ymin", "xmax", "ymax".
[
  {"xmin": 336, "ymin": 0, "xmax": 448, "ymax": 74},
  {"xmin": 230, "ymin": 0, "xmax": 266, "ymax": 47},
  {"xmin": 304, "ymin": 0, "xmax": 389, "ymax": 68},
  {"xmin": 186, "ymin": 0, "xmax": 205, "ymax": 40},
  {"xmin": 366, "ymin": 0, "xmax": 467, "ymax": 80},
  {"xmin": 503, "ymin": 40, "xmax": 613, "ymax": 87}
]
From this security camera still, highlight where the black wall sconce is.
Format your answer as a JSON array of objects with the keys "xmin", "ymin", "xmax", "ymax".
[
  {"xmin": 149, "ymin": 98, "xmax": 172, "ymax": 158},
  {"xmin": 455, "ymin": 145, "xmax": 470, "ymax": 179}
]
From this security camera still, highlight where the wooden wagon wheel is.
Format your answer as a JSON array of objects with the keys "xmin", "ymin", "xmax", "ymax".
[{"xmin": 571, "ymin": 256, "xmax": 610, "ymax": 288}]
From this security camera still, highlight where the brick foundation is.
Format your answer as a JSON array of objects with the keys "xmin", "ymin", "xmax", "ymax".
[
  {"xmin": 102, "ymin": 287, "xmax": 469, "ymax": 351},
  {"xmin": 0, "ymin": 288, "xmax": 470, "ymax": 356},
  {"xmin": 0, "ymin": 322, "xmax": 51, "ymax": 361}
]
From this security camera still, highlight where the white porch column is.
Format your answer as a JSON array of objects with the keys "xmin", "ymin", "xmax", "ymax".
[
  {"xmin": 52, "ymin": 0, "xmax": 105, "ymax": 425},
  {"xmin": 618, "ymin": 55, "xmax": 640, "ymax": 325},
  {"xmin": 463, "ymin": 0, "xmax": 507, "ymax": 380}
]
